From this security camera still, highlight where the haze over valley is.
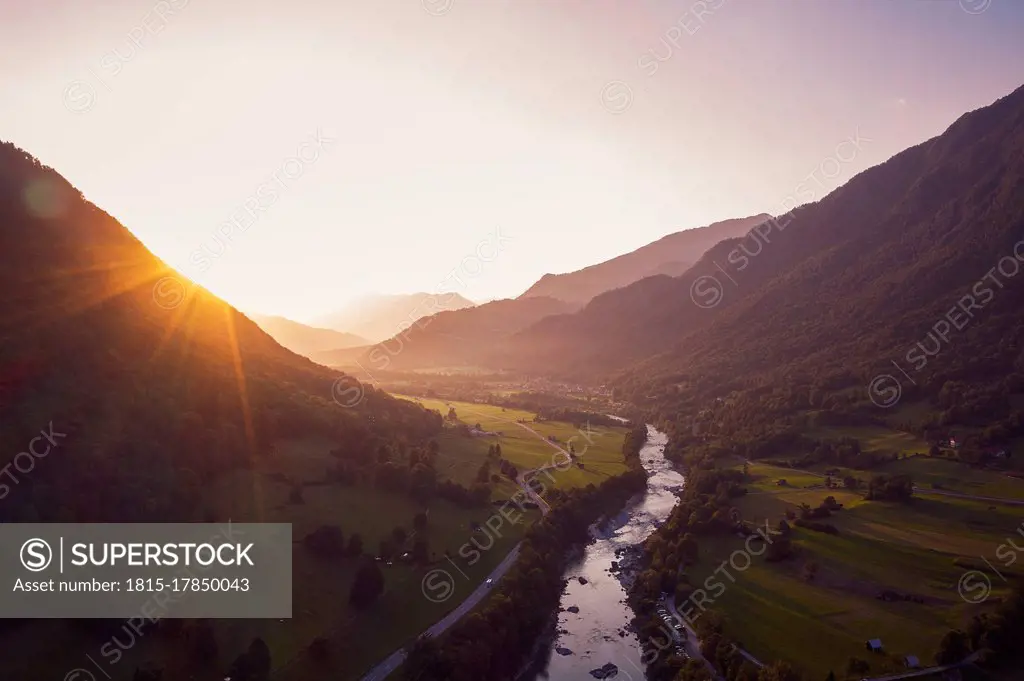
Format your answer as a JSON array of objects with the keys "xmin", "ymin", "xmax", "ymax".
[{"xmin": 2, "ymin": 2, "xmax": 1024, "ymax": 681}]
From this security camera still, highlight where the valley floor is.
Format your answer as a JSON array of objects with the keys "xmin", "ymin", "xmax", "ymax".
[{"xmin": 0, "ymin": 398, "xmax": 630, "ymax": 681}]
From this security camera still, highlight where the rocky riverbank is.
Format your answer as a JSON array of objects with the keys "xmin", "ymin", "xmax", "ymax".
[
  {"xmin": 608, "ymin": 543, "xmax": 646, "ymax": 591},
  {"xmin": 522, "ymin": 426, "xmax": 687, "ymax": 681}
]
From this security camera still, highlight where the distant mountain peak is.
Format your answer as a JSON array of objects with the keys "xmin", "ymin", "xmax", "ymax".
[
  {"xmin": 250, "ymin": 314, "xmax": 369, "ymax": 358},
  {"xmin": 315, "ymin": 291, "xmax": 476, "ymax": 343}
]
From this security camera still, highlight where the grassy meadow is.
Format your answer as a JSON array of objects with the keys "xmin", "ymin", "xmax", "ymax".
[
  {"xmin": 684, "ymin": 452, "xmax": 1024, "ymax": 681},
  {"xmin": 394, "ymin": 395, "xmax": 631, "ymax": 491},
  {"xmin": 805, "ymin": 424, "xmax": 931, "ymax": 455}
]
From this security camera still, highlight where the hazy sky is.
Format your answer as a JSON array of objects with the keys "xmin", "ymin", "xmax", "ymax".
[{"xmin": 2, "ymin": 0, "xmax": 1022, "ymax": 321}]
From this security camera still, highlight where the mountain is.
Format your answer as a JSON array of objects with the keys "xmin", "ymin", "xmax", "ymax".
[
  {"xmin": 518, "ymin": 214, "xmax": 771, "ymax": 306},
  {"xmin": 251, "ymin": 314, "xmax": 369, "ymax": 358},
  {"xmin": 502, "ymin": 84, "xmax": 1024, "ymax": 437},
  {"xmin": 358, "ymin": 296, "xmax": 573, "ymax": 371},
  {"xmin": 316, "ymin": 292, "xmax": 476, "ymax": 343},
  {"xmin": 311, "ymin": 344, "xmax": 373, "ymax": 368},
  {"xmin": 0, "ymin": 142, "xmax": 441, "ymax": 523},
  {"xmin": 347, "ymin": 216, "xmax": 770, "ymax": 372}
]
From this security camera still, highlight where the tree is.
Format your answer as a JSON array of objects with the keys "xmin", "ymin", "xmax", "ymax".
[
  {"xmin": 349, "ymin": 560, "xmax": 385, "ymax": 609},
  {"xmin": 392, "ymin": 526, "xmax": 408, "ymax": 546},
  {"xmin": 935, "ymin": 629, "xmax": 971, "ymax": 665},
  {"xmin": 765, "ymin": 535, "xmax": 794, "ymax": 562},
  {"xmin": 410, "ymin": 464, "xmax": 437, "ymax": 502},
  {"xmin": 347, "ymin": 532, "xmax": 363, "ymax": 558},
  {"xmin": 846, "ymin": 658, "xmax": 870, "ymax": 675},
  {"xmin": 447, "ymin": 407, "xmax": 457, "ymax": 421},
  {"xmin": 247, "ymin": 638, "xmax": 271, "ymax": 679},
  {"xmin": 476, "ymin": 461, "xmax": 491, "ymax": 483},
  {"xmin": 228, "ymin": 653, "xmax": 255, "ymax": 679},
  {"xmin": 413, "ymin": 511, "xmax": 428, "ymax": 532},
  {"xmin": 866, "ymin": 474, "xmax": 914, "ymax": 502},
  {"xmin": 401, "ymin": 636, "xmax": 455, "ymax": 680},
  {"xmin": 757, "ymin": 661, "xmax": 801, "ymax": 681},
  {"xmin": 413, "ymin": 538, "xmax": 429, "ymax": 563},
  {"xmin": 678, "ymin": 533, "xmax": 700, "ymax": 563},
  {"xmin": 304, "ymin": 525, "xmax": 346, "ymax": 559}
]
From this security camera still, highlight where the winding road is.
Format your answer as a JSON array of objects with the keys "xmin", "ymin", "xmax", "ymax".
[
  {"xmin": 663, "ymin": 596, "xmax": 725, "ymax": 681},
  {"xmin": 360, "ymin": 545, "xmax": 524, "ymax": 681},
  {"xmin": 359, "ymin": 412, "xmax": 562, "ymax": 681}
]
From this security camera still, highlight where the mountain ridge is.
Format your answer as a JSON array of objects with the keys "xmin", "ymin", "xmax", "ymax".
[
  {"xmin": 518, "ymin": 214, "xmax": 771, "ymax": 305},
  {"xmin": 0, "ymin": 140, "xmax": 441, "ymax": 523},
  {"xmin": 489, "ymin": 84, "xmax": 1024, "ymax": 391},
  {"xmin": 356, "ymin": 295, "xmax": 572, "ymax": 372},
  {"xmin": 251, "ymin": 314, "xmax": 369, "ymax": 358}
]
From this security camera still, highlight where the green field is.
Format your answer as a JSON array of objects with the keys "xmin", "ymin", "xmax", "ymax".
[
  {"xmin": 805, "ymin": 424, "xmax": 931, "ymax": 455},
  {"xmin": 395, "ymin": 395, "xmax": 630, "ymax": 491},
  {"xmin": 739, "ymin": 461, "xmax": 832, "ymax": 492},
  {"xmin": 2, "ymin": 443, "xmax": 536, "ymax": 681},
  {"xmin": 212, "ymin": 465, "xmax": 538, "ymax": 681},
  {"xmin": 743, "ymin": 455, "xmax": 1024, "ymax": 504},
  {"xmin": 0, "ymin": 398, "xmax": 630, "ymax": 680},
  {"xmin": 688, "ymin": 455, "xmax": 1024, "ymax": 680},
  {"xmin": 876, "ymin": 456, "xmax": 1024, "ymax": 499}
]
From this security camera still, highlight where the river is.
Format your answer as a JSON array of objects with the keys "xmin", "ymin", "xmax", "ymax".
[{"xmin": 528, "ymin": 424, "xmax": 684, "ymax": 681}]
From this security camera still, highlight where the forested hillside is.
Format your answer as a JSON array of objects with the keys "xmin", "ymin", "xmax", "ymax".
[
  {"xmin": 0, "ymin": 142, "xmax": 441, "ymax": 523},
  {"xmin": 489, "ymin": 85, "xmax": 1024, "ymax": 453}
]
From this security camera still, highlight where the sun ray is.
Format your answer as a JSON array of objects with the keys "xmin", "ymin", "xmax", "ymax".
[{"xmin": 224, "ymin": 305, "xmax": 265, "ymax": 522}]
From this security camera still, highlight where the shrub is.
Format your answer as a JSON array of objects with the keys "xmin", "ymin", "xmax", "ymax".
[{"xmin": 793, "ymin": 519, "xmax": 839, "ymax": 535}]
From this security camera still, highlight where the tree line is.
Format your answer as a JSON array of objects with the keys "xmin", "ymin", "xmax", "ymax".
[{"xmin": 399, "ymin": 433, "xmax": 649, "ymax": 681}]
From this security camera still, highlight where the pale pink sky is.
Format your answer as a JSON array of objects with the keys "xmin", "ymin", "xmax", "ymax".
[{"xmin": 1, "ymin": 0, "xmax": 1021, "ymax": 320}]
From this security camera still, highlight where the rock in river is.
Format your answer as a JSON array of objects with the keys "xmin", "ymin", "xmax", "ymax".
[
  {"xmin": 567, "ymin": 605, "xmax": 580, "ymax": 614},
  {"xmin": 590, "ymin": 662, "xmax": 619, "ymax": 678},
  {"xmin": 556, "ymin": 647, "xmax": 573, "ymax": 656}
]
